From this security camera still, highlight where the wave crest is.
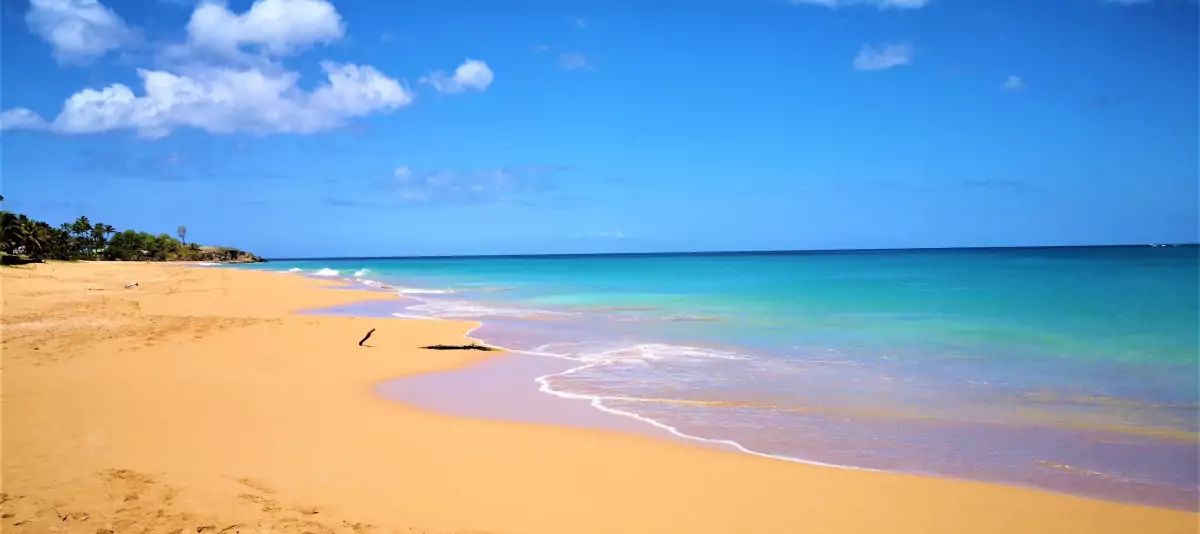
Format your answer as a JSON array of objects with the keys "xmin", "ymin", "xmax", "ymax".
[
  {"xmin": 583, "ymin": 343, "xmax": 749, "ymax": 363},
  {"xmin": 405, "ymin": 299, "xmax": 569, "ymax": 319},
  {"xmin": 396, "ymin": 287, "xmax": 454, "ymax": 295},
  {"xmin": 530, "ymin": 342, "xmax": 750, "ymax": 364}
]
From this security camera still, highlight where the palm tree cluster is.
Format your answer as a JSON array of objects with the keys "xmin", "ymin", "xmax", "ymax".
[{"xmin": 1, "ymin": 210, "xmax": 200, "ymax": 261}]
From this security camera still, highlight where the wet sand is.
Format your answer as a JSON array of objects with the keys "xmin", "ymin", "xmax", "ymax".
[{"xmin": 378, "ymin": 351, "xmax": 698, "ymax": 443}]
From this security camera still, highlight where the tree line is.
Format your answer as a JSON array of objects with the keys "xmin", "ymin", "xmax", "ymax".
[{"xmin": 1, "ymin": 208, "xmax": 258, "ymax": 263}]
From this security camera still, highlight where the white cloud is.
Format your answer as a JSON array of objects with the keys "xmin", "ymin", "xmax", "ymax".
[
  {"xmin": 310, "ymin": 62, "xmax": 413, "ymax": 116},
  {"xmin": 7, "ymin": 0, "xmax": 496, "ymax": 138},
  {"xmin": 7, "ymin": 63, "xmax": 410, "ymax": 137},
  {"xmin": 25, "ymin": 0, "xmax": 132, "ymax": 64},
  {"xmin": 420, "ymin": 59, "xmax": 494, "ymax": 94},
  {"xmin": 792, "ymin": 0, "xmax": 928, "ymax": 9},
  {"xmin": 557, "ymin": 52, "xmax": 592, "ymax": 71},
  {"xmin": 186, "ymin": 0, "xmax": 344, "ymax": 56},
  {"xmin": 0, "ymin": 109, "xmax": 50, "ymax": 131},
  {"xmin": 852, "ymin": 42, "xmax": 913, "ymax": 71},
  {"xmin": 1002, "ymin": 75, "xmax": 1025, "ymax": 91}
]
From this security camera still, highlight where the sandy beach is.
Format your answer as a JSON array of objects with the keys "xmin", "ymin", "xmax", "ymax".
[{"xmin": 1, "ymin": 262, "xmax": 1194, "ymax": 533}]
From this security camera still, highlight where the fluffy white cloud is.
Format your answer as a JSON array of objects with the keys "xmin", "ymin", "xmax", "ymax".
[
  {"xmin": 0, "ymin": 108, "xmax": 50, "ymax": 130},
  {"xmin": 186, "ymin": 0, "xmax": 344, "ymax": 56},
  {"xmin": 25, "ymin": 0, "xmax": 132, "ymax": 63},
  {"xmin": 420, "ymin": 59, "xmax": 494, "ymax": 94},
  {"xmin": 852, "ymin": 43, "xmax": 913, "ymax": 71},
  {"xmin": 6, "ymin": 63, "xmax": 411, "ymax": 137},
  {"xmin": 792, "ymin": 0, "xmax": 928, "ymax": 8},
  {"xmin": 1002, "ymin": 75, "xmax": 1025, "ymax": 91},
  {"xmin": 310, "ymin": 62, "xmax": 413, "ymax": 116},
  {"xmin": 6, "ymin": 0, "xmax": 494, "ymax": 138}
]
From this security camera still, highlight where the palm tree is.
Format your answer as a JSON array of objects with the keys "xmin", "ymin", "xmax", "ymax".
[
  {"xmin": 0, "ymin": 212, "xmax": 20, "ymax": 253},
  {"xmin": 70, "ymin": 215, "xmax": 91, "ymax": 235},
  {"xmin": 9, "ymin": 219, "xmax": 47, "ymax": 258},
  {"xmin": 176, "ymin": 225, "xmax": 187, "ymax": 245},
  {"xmin": 68, "ymin": 216, "xmax": 92, "ymax": 257},
  {"xmin": 91, "ymin": 223, "xmax": 115, "ymax": 255}
]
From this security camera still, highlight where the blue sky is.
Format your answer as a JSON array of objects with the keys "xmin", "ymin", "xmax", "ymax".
[{"xmin": 2, "ymin": 0, "xmax": 1197, "ymax": 257}]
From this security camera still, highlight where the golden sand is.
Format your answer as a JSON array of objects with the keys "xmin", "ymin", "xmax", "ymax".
[{"xmin": 1, "ymin": 262, "xmax": 1194, "ymax": 533}]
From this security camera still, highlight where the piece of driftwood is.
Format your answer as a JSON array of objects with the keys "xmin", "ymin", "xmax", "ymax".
[
  {"xmin": 421, "ymin": 343, "xmax": 497, "ymax": 351},
  {"xmin": 358, "ymin": 328, "xmax": 376, "ymax": 346}
]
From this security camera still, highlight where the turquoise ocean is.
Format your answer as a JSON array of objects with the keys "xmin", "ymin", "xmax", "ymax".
[{"xmin": 233, "ymin": 246, "xmax": 1199, "ymax": 508}]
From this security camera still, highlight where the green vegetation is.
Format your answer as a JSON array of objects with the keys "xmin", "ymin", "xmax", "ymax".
[{"xmin": 0, "ymin": 209, "xmax": 262, "ymax": 264}]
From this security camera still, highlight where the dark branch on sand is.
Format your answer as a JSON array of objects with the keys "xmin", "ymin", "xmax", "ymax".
[
  {"xmin": 421, "ymin": 343, "xmax": 497, "ymax": 352},
  {"xmin": 358, "ymin": 328, "xmax": 375, "ymax": 347}
]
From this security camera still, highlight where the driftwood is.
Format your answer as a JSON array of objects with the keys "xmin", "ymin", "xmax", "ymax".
[
  {"xmin": 421, "ymin": 343, "xmax": 497, "ymax": 352},
  {"xmin": 358, "ymin": 328, "xmax": 376, "ymax": 346}
]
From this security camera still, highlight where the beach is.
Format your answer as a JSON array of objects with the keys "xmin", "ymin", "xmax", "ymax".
[{"xmin": 1, "ymin": 262, "xmax": 1195, "ymax": 533}]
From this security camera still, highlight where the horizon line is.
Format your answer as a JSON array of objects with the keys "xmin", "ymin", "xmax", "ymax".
[{"xmin": 265, "ymin": 242, "xmax": 1199, "ymax": 262}]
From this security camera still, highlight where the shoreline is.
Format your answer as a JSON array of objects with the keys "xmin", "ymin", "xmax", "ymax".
[
  {"xmin": 1, "ymin": 261, "xmax": 1194, "ymax": 533},
  {"xmin": 291, "ymin": 265, "xmax": 1198, "ymax": 511},
  {"xmin": 389, "ymin": 350, "xmax": 1200, "ymax": 512}
]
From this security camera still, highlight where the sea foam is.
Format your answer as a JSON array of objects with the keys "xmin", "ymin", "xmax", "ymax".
[
  {"xmin": 403, "ymin": 298, "xmax": 573, "ymax": 319},
  {"xmin": 395, "ymin": 287, "xmax": 454, "ymax": 295},
  {"xmin": 527, "ymin": 346, "xmax": 875, "ymax": 473},
  {"xmin": 526, "ymin": 342, "xmax": 749, "ymax": 363}
]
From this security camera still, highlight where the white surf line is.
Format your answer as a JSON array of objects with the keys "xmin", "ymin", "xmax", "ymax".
[{"xmin": 523, "ymin": 349, "xmax": 884, "ymax": 472}]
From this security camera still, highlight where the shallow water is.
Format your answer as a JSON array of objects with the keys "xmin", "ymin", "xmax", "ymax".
[{"xmin": 236, "ymin": 246, "xmax": 1200, "ymax": 509}]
